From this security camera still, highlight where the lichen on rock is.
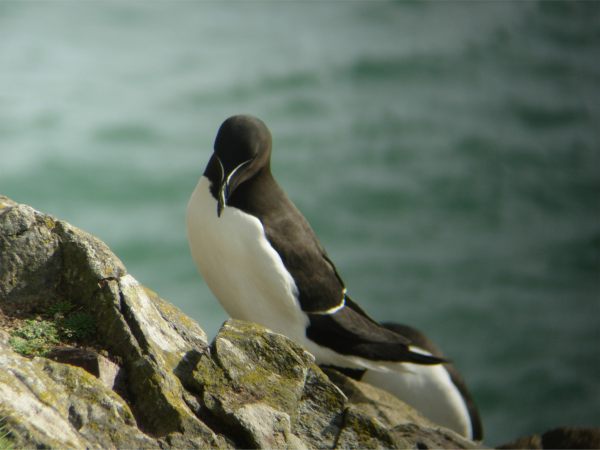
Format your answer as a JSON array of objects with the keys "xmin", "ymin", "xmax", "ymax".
[{"xmin": 181, "ymin": 320, "xmax": 348, "ymax": 448}]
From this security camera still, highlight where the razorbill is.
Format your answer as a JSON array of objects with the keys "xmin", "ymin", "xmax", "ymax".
[{"xmin": 186, "ymin": 114, "xmax": 483, "ymax": 440}]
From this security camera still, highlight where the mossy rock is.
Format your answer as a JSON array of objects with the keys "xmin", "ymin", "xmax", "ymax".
[
  {"xmin": 0, "ymin": 341, "xmax": 154, "ymax": 449},
  {"xmin": 188, "ymin": 320, "xmax": 347, "ymax": 448},
  {"xmin": 1, "ymin": 195, "xmax": 486, "ymax": 449}
]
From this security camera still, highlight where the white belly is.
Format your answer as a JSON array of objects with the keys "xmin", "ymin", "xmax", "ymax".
[{"xmin": 186, "ymin": 177, "xmax": 309, "ymax": 344}]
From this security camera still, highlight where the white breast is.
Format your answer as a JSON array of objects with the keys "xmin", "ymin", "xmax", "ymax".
[
  {"xmin": 362, "ymin": 348, "xmax": 473, "ymax": 439},
  {"xmin": 186, "ymin": 177, "xmax": 309, "ymax": 344}
]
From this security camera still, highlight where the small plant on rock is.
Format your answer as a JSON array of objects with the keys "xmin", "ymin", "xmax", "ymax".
[
  {"xmin": 8, "ymin": 319, "xmax": 60, "ymax": 357},
  {"xmin": 61, "ymin": 312, "xmax": 96, "ymax": 340},
  {"xmin": 8, "ymin": 301, "xmax": 97, "ymax": 357}
]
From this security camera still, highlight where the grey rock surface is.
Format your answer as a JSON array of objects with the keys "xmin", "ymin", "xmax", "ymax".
[
  {"xmin": 1, "ymin": 195, "xmax": 482, "ymax": 448},
  {"xmin": 497, "ymin": 427, "xmax": 600, "ymax": 449}
]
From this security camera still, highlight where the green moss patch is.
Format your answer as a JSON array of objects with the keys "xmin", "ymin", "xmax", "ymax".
[
  {"xmin": 8, "ymin": 300, "xmax": 97, "ymax": 357},
  {"xmin": 8, "ymin": 320, "xmax": 60, "ymax": 356}
]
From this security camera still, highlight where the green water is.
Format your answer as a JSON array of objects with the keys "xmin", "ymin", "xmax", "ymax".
[{"xmin": 1, "ymin": 2, "xmax": 599, "ymax": 445}]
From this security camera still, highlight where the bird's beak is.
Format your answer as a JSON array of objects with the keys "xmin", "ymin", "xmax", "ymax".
[{"xmin": 216, "ymin": 159, "xmax": 252, "ymax": 217}]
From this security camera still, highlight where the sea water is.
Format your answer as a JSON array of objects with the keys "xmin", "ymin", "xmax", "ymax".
[{"xmin": 1, "ymin": 2, "xmax": 599, "ymax": 445}]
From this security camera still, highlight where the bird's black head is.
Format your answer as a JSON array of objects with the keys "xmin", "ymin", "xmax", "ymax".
[{"xmin": 211, "ymin": 115, "xmax": 272, "ymax": 216}]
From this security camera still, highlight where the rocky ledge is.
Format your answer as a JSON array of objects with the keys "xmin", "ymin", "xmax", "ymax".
[{"xmin": 0, "ymin": 195, "xmax": 598, "ymax": 449}]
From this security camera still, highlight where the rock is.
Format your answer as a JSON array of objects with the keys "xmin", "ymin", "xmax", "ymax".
[
  {"xmin": 45, "ymin": 346, "xmax": 123, "ymax": 391},
  {"xmin": 0, "ymin": 342, "xmax": 155, "ymax": 449},
  {"xmin": 0, "ymin": 195, "xmax": 218, "ymax": 448},
  {"xmin": 324, "ymin": 368, "xmax": 479, "ymax": 449},
  {"xmin": 498, "ymin": 427, "xmax": 600, "ymax": 449},
  {"xmin": 1, "ymin": 194, "xmax": 485, "ymax": 448},
  {"xmin": 178, "ymin": 318, "xmax": 481, "ymax": 449},
  {"xmin": 181, "ymin": 319, "xmax": 347, "ymax": 448}
]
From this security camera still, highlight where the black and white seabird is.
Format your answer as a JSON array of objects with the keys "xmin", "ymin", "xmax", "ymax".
[{"xmin": 186, "ymin": 114, "xmax": 483, "ymax": 440}]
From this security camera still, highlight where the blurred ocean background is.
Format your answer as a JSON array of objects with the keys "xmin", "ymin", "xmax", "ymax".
[{"xmin": 1, "ymin": 1, "xmax": 599, "ymax": 445}]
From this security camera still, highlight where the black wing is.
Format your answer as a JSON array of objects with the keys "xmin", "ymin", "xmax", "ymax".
[{"xmin": 307, "ymin": 296, "xmax": 444, "ymax": 365}]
